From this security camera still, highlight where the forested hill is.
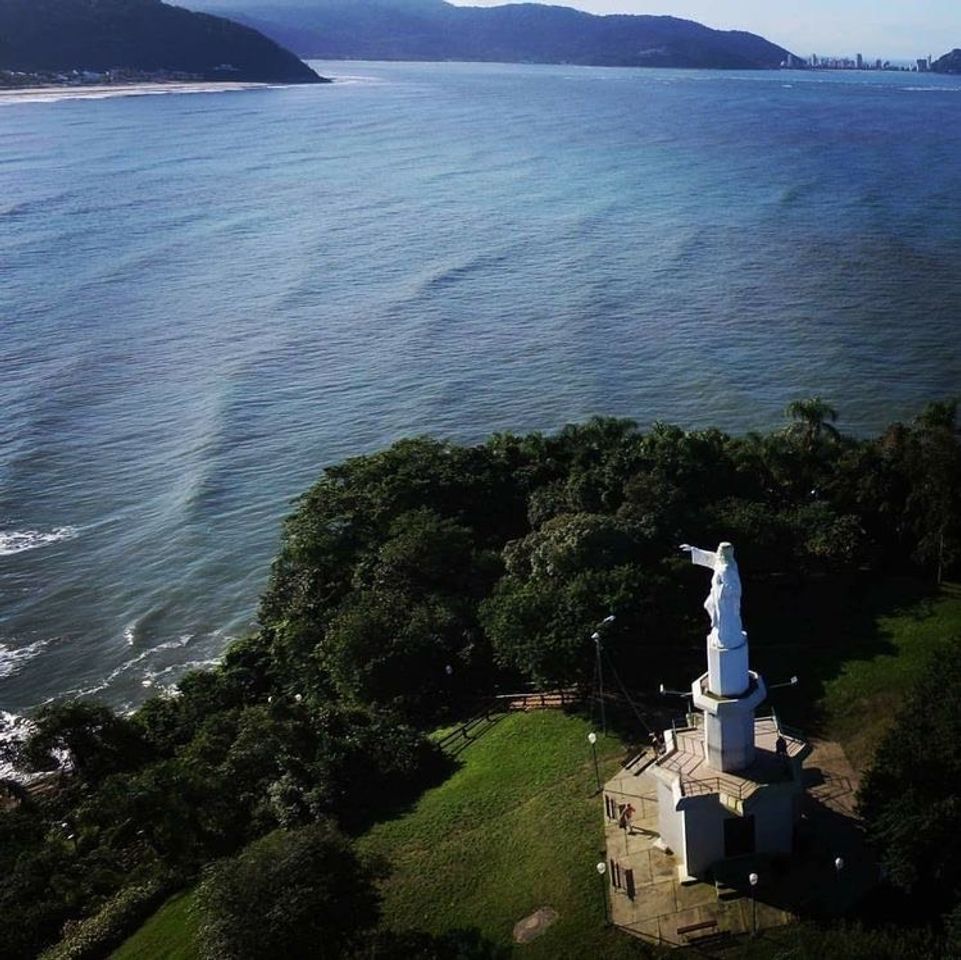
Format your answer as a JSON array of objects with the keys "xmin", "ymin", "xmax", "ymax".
[
  {"xmin": 0, "ymin": 0, "xmax": 324, "ymax": 83},
  {"xmin": 933, "ymin": 48, "xmax": 961, "ymax": 73},
  {"xmin": 3, "ymin": 400, "xmax": 961, "ymax": 958},
  {"xmin": 184, "ymin": 0, "xmax": 793, "ymax": 70}
]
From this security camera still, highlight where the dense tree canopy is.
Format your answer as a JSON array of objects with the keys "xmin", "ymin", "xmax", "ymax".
[{"xmin": 860, "ymin": 640, "xmax": 961, "ymax": 907}]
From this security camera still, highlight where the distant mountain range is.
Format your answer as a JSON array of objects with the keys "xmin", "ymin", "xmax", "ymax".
[
  {"xmin": 0, "ymin": 0, "xmax": 324, "ymax": 83},
  {"xmin": 184, "ymin": 0, "xmax": 794, "ymax": 71}
]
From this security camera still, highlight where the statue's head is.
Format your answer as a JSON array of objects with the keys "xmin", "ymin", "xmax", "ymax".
[{"xmin": 717, "ymin": 542, "xmax": 735, "ymax": 565}]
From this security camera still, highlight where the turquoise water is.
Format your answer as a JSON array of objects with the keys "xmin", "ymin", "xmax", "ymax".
[{"xmin": 2, "ymin": 61, "xmax": 961, "ymax": 713}]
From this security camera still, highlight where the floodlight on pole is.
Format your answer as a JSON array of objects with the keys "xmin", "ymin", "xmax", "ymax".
[
  {"xmin": 592, "ymin": 616, "xmax": 615, "ymax": 735},
  {"xmin": 596, "ymin": 860, "xmax": 609, "ymax": 924},
  {"xmin": 593, "ymin": 632, "xmax": 605, "ymax": 734},
  {"xmin": 588, "ymin": 731, "xmax": 601, "ymax": 793},
  {"xmin": 748, "ymin": 872, "xmax": 759, "ymax": 936}
]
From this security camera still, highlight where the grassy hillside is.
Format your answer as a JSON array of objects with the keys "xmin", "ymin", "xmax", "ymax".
[
  {"xmin": 819, "ymin": 582, "xmax": 961, "ymax": 769},
  {"xmin": 111, "ymin": 710, "xmax": 649, "ymax": 960},
  {"xmin": 357, "ymin": 709, "xmax": 653, "ymax": 959},
  {"xmin": 111, "ymin": 891, "xmax": 198, "ymax": 960}
]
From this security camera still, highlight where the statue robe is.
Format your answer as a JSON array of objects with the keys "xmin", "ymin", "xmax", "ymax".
[{"xmin": 688, "ymin": 546, "xmax": 745, "ymax": 649}]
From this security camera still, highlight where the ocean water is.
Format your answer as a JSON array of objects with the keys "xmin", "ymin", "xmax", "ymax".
[{"xmin": 2, "ymin": 61, "xmax": 961, "ymax": 716}]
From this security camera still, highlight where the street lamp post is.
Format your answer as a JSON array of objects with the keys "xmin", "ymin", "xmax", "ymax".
[
  {"xmin": 588, "ymin": 732, "xmax": 601, "ymax": 793},
  {"xmin": 592, "ymin": 632, "xmax": 606, "ymax": 735},
  {"xmin": 748, "ymin": 872, "xmax": 759, "ymax": 936},
  {"xmin": 593, "ymin": 615, "xmax": 615, "ymax": 735},
  {"xmin": 596, "ymin": 861, "xmax": 609, "ymax": 925}
]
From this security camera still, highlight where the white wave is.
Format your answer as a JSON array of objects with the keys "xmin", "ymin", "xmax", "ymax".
[
  {"xmin": 108, "ymin": 633, "xmax": 194, "ymax": 675},
  {"xmin": 160, "ymin": 633, "xmax": 194, "ymax": 651},
  {"xmin": 0, "ymin": 711, "xmax": 74, "ymax": 783},
  {"xmin": 316, "ymin": 74, "xmax": 381, "ymax": 86},
  {"xmin": 145, "ymin": 656, "xmax": 222, "ymax": 682},
  {"xmin": 30, "ymin": 628, "xmax": 228, "ymax": 710},
  {"xmin": 0, "ymin": 526, "xmax": 77, "ymax": 557},
  {"xmin": 0, "ymin": 711, "xmax": 33, "ymax": 781},
  {"xmin": 0, "ymin": 82, "xmax": 270, "ymax": 107},
  {"xmin": 0, "ymin": 638, "xmax": 51, "ymax": 679},
  {"xmin": 53, "ymin": 631, "xmax": 201, "ymax": 701},
  {"xmin": 147, "ymin": 658, "xmax": 224, "ymax": 695}
]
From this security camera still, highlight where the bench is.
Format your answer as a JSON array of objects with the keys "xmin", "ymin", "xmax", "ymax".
[{"xmin": 676, "ymin": 920, "xmax": 717, "ymax": 936}]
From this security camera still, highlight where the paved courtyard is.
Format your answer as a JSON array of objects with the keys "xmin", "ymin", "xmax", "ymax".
[{"xmin": 601, "ymin": 739, "xmax": 871, "ymax": 948}]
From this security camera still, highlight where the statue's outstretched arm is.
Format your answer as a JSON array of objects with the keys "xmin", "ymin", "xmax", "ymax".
[{"xmin": 679, "ymin": 544, "xmax": 716, "ymax": 569}]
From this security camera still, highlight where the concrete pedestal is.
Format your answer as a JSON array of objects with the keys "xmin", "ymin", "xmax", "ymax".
[
  {"xmin": 691, "ymin": 671, "xmax": 767, "ymax": 773},
  {"xmin": 707, "ymin": 629, "xmax": 750, "ymax": 697}
]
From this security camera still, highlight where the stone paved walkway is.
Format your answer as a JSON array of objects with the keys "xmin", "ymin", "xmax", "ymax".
[{"xmin": 601, "ymin": 739, "xmax": 871, "ymax": 948}]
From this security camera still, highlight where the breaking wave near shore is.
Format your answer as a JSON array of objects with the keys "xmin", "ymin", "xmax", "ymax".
[{"xmin": 0, "ymin": 638, "xmax": 52, "ymax": 680}]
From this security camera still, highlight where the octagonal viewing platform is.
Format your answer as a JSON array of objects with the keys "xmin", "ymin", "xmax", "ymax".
[{"xmin": 653, "ymin": 714, "xmax": 811, "ymax": 814}]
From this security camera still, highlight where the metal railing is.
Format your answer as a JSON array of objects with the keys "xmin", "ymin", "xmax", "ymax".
[
  {"xmin": 656, "ymin": 710, "xmax": 805, "ymax": 799},
  {"xmin": 435, "ymin": 701, "xmax": 506, "ymax": 753}
]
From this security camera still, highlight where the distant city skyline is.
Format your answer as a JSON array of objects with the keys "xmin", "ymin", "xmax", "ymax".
[{"xmin": 448, "ymin": 0, "xmax": 959, "ymax": 60}]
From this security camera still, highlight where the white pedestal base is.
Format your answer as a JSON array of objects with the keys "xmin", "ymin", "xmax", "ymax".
[
  {"xmin": 707, "ymin": 629, "xmax": 750, "ymax": 697},
  {"xmin": 691, "ymin": 671, "xmax": 767, "ymax": 773}
]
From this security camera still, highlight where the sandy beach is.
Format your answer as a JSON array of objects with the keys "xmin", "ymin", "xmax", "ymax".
[{"xmin": 0, "ymin": 80, "xmax": 272, "ymax": 105}]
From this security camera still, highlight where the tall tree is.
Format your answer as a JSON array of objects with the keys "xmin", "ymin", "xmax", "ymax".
[{"xmin": 785, "ymin": 396, "xmax": 841, "ymax": 450}]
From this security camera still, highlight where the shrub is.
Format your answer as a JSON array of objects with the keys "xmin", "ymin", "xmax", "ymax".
[
  {"xmin": 194, "ymin": 823, "xmax": 379, "ymax": 960},
  {"xmin": 38, "ymin": 879, "xmax": 172, "ymax": 960}
]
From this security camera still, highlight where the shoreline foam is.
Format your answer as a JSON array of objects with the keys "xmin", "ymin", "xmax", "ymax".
[{"xmin": 0, "ymin": 81, "xmax": 272, "ymax": 105}]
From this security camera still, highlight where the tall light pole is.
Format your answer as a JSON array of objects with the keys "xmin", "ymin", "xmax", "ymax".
[
  {"xmin": 593, "ymin": 615, "xmax": 615, "ymax": 735},
  {"xmin": 596, "ymin": 861, "xmax": 609, "ymax": 925},
  {"xmin": 588, "ymin": 731, "xmax": 601, "ymax": 793},
  {"xmin": 748, "ymin": 872, "xmax": 759, "ymax": 936}
]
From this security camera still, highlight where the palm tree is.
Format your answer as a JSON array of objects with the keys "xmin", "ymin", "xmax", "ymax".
[{"xmin": 784, "ymin": 397, "xmax": 840, "ymax": 450}]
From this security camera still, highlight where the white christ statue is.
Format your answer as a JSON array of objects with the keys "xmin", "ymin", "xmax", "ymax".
[{"xmin": 679, "ymin": 541, "xmax": 746, "ymax": 650}]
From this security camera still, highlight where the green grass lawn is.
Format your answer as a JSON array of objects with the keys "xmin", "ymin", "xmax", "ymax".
[
  {"xmin": 817, "ymin": 582, "xmax": 961, "ymax": 769},
  {"xmin": 110, "ymin": 891, "xmax": 199, "ymax": 960},
  {"xmin": 358, "ymin": 710, "xmax": 656, "ymax": 959},
  {"xmin": 111, "ymin": 711, "xmax": 653, "ymax": 960}
]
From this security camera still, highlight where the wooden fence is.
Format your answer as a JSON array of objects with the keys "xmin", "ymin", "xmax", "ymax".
[{"xmin": 436, "ymin": 688, "xmax": 583, "ymax": 754}]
